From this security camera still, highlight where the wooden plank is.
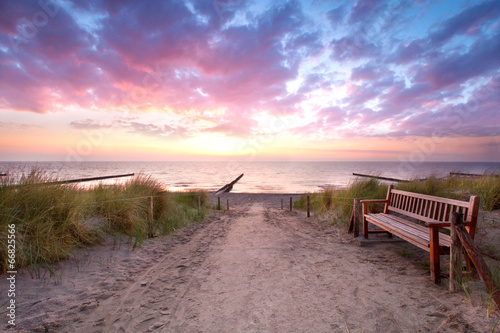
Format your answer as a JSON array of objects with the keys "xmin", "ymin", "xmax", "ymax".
[
  {"xmin": 429, "ymin": 226, "xmax": 441, "ymax": 284},
  {"xmin": 365, "ymin": 214, "xmax": 429, "ymax": 250},
  {"xmin": 388, "ymin": 206, "xmax": 440, "ymax": 224},
  {"xmin": 352, "ymin": 173, "xmax": 409, "ymax": 182},
  {"xmin": 455, "ymin": 216, "xmax": 500, "ymax": 310},
  {"xmin": 466, "ymin": 195, "xmax": 480, "ymax": 239},
  {"xmin": 215, "ymin": 173, "xmax": 244, "ymax": 194},
  {"xmin": 450, "ymin": 172, "xmax": 483, "ymax": 177},
  {"xmin": 390, "ymin": 190, "xmax": 470, "ymax": 208},
  {"xmin": 423, "ymin": 199, "xmax": 430, "ymax": 219},
  {"xmin": 365, "ymin": 213, "xmax": 451, "ymax": 248},
  {"xmin": 450, "ymin": 212, "xmax": 464, "ymax": 292},
  {"xmin": 437, "ymin": 202, "xmax": 443, "ymax": 221},
  {"xmin": 44, "ymin": 173, "xmax": 135, "ymax": 185}
]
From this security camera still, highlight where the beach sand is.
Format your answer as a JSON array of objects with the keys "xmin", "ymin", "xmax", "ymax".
[{"xmin": 2, "ymin": 193, "xmax": 498, "ymax": 332}]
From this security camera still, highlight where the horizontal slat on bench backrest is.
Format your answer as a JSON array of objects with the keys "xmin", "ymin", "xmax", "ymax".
[
  {"xmin": 390, "ymin": 190, "xmax": 470, "ymax": 207},
  {"xmin": 388, "ymin": 189, "xmax": 471, "ymax": 223}
]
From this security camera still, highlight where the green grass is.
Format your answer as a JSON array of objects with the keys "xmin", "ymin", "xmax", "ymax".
[
  {"xmin": 295, "ymin": 174, "xmax": 500, "ymax": 226},
  {"xmin": 295, "ymin": 179, "xmax": 388, "ymax": 225},
  {"xmin": 0, "ymin": 170, "xmax": 209, "ymax": 274}
]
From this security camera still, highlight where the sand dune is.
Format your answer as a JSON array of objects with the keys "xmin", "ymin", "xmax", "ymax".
[{"xmin": 2, "ymin": 193, "xmax": 497, "ymax": 332}]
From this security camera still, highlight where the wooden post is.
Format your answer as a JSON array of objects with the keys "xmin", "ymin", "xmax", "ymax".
[
  {"xmin": 147, "ymin": 196, "xmax": 154, "ymax": 238},
  {"xmin": 227, "ymin": 199, "xmax": 229, "ymax": 211},
  {"xmin": 362, "ymin": 201, "xmax": 368, "ymax": 239},
  {"xmin": 455, "ymin": 214, "xmax": 500, "ymax": 309},
  {"xmin": 307, "ymin": 196, "xmax": 310, "ymax": 217},
  {"xmin": 348, "ymin": 200, "xmax": 356, "ymax": 233},
  {"xmin": 353, "ymin": 199, "xmax": 360, "ymax": 238},
  {"xmin": 281, "ymin": 199, "xmax": 283, "ymax": 210},
  {"xmin": 429, "ymin": 226, "xmax": 441, "ymax": 284},
  {"xmin": 218, "ymin": 196, "xmax": 221, "ymax": 210},
  {"xmin": 450, "ymin": 212, "xmax": 464, "ymax": 292},
  {"xmin": 198, "ymin": 195, "xmax": 201, "ymax": 212},
  {"xmin": 290, "ymin": 197, "xmax": 292, "ymax": 211}
]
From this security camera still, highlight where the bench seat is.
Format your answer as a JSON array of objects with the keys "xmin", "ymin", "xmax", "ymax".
[{"xmin": 365, "ymin": 213, "xmax": 451, "ymax": 251}]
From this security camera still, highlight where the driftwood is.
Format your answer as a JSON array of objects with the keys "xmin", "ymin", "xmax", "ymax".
[
  {"xmin": 450, "ymin": 172, "xmax": 482, "ymax": 177},
  {"xmin": 215, "ymin": 173, "xmax": 244, "ymax": 194},
  {"xmin": 453, "ymin": 213, "xmax": 500, "ymax": 310},
  {"xmin": 450, "ymin": 172, "xmax": 499, "ymax": 178},
  {"xmin": 352, "ymin": 173, "xmax": 409, "ymax": 183},
  {"xmin": 45, "ymin": 173, "xmax": 135, "ymax": 185}
]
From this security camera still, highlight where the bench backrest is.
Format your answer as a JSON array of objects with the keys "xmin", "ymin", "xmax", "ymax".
[{"xmin": 384, "ymin": 185, "xmax": 480, "ymax": 236}]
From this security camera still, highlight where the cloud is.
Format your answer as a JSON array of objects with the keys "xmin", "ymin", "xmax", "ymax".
[
  {"xmin": 415, "ymin": 33, "xmax": 500, "ymax": 89},
  {"xmin": 1, "ymin": 0, "xmax": 499, "ymax": 151},
  {"xmin": 70, "ymin": 119, "xmax": 112, "ymax": 130},
  {"xmin": 429, "ymin": 0, "xmax": 500, "ymax": 45},
  {"xmin": 348, "ymin": 0, "xmax": 384, "ymax": 24},
  {"xmin": 127, "ymin": 121, "xmax": 188, "ymax": 140},
  {"xmin": 330, "ymin": 36, "xmax": 378, "ymax": 60}
]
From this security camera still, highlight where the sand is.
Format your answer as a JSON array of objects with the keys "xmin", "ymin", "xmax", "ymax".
[{"xmin": 1, "ymin": 193, "xmax": 498, "ymax": 332}]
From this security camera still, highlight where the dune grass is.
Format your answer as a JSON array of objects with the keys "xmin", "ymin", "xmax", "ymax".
[
  {"xmin": 0, "ymin": 170, "xmax": 209, "ymax": 274},
  {"xmin": 295, "ymin": 174, "xmax": 500, "ymax": 226}
]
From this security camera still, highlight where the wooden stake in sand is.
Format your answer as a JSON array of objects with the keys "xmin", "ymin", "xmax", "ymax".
[
  {"xmin": 147, "ymin": 196, "xmax": 154, "ymax": 238},
  {"xmin": 290, "ymin": 197, "xmax": 292, "ymax": 212},
  {"xmin": 307, "ymin": 196, "xmax": 310, "ymax": 217},
  {"xmin": 450, "ymin": 212, "xmax": 464, "ymax": 292},
  {"xmin": 453, "ymin": 212, "xmax": 500, "ymax": 309},
  {"xmin": 353, "ymin": 198, "xmax": 360, "ymax": 238},
  {"xmin": 215, "ymin": 173, "xmax": 244, "ymax": 194},
  {"xmin": 348, "ymin": 198, "xmax": 360, "ymax": 237}
]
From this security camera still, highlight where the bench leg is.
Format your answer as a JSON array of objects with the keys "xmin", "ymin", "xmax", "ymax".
[
  {"xmin": 429, "ymin": 227, "xmax": 441, "ymax": 284},
  {"xmin": 363, "ymin": 217, "xmax": 368, "ymax": 239}
]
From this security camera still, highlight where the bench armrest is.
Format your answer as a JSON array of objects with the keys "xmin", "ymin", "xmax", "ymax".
[
  {"xmin": 425, "ymin": 220, "xmax": 474, "ymax": 228},
  {"xmin": 361, "ymin": 199, "xmax": 388, "ymax": 215},
  {"xmin": 360, "ymin": 199, "xmax": 388, "ymax": 204}
]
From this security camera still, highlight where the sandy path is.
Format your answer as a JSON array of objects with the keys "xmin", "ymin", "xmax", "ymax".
[{"xmin": 2, "ymin": 194, "xmax": 496, "ymax": 332}]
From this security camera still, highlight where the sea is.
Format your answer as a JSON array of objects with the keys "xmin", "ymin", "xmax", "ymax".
[{"xmin": 1, "ymin": 161, "xmax": 499, "ymax": 193}]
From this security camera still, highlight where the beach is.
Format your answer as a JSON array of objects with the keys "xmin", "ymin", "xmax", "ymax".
[{"xmin": 2, "ymin": 192, "xmax": 498, "ymax": 332}]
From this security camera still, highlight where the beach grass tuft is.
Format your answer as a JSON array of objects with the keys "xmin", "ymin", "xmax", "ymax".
[
  {"xmin": 0, "ymin": 170, "xmax": 209, "ymax": 274},
  {"xmin": 296, "ymin": 173, "xmax": 500, "ymax": 226}
]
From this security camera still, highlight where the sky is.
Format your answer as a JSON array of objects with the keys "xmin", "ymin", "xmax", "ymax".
[{"xmin": 0, "ymin": 0, "xmax": 499, "ymax": 162}]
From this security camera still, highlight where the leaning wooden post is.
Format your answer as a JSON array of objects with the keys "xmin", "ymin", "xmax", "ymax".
[
  {"xmin": 348, "ymin": 207, "xmax": 354, "ymax": 233},
  {"xmin": 353, "ymin": 198, "xmax": 360, "ymax": 238},
  {"xmin": 290, "ymin": 197, "xmax": 293, "ymax": 211},
  {"xmin": 455, "ymin": 213, "xmax": 500, "ymax": 309},
  {"xmin": 450, "ymin": 212, "xmax": 464, "ymax": 292},
  {"xmin": 147, "ymin": 196, "xmax": 154, "ymax": 238},
  {"xmin": 218, "ymin": 196, "xmax": 221, "ymax": 210},
  {"xmin": 281, "ymin": 199, "xmax": 283, "ymax": 210},
  {"xmin": 307, "ymin": 196, "xmax": 310, "ymax": 217}
]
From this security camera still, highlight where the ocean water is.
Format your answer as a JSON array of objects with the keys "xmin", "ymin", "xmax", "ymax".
[{"xmin": 1, "ymin": 161, "xmax": 499, "ymax": 193}]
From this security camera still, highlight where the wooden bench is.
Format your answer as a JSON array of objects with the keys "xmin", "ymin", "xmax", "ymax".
[{"xmin": 361, "ymin": 185, "xmax": 480, "ymax": 284}]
